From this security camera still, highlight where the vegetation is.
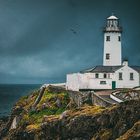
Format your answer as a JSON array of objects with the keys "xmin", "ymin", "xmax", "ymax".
[
  {"xmin": 16, "ymin": 87, "xmax": 70, "ymax": 127},
  {"xmin": 92, "ymin": 129, "xmax": 112, "ymax": 140},
  {"xmin": 68, "ymin": 105, "xmax": 105, "ymax": 117}
]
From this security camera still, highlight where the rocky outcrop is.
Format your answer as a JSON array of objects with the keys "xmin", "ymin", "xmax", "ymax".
[
  {"xmin": 3, "ymin": 100, "xmax": 140, "ymax": 140},
  {"xmin": 0, "ymin": 116, "xmax": 9, "ymax": 137},
  {"xmin": 0, "ymin": 104, "xmax": 23, "ymax": 138},
  {"xmin": 32, "ymin": 86, "xmax": 45, "ymax": 109},
  {"xmin": 10, "ymin": 116, "xmax": 21, "ymax": 130},
  {"xmin": 1, "ymin": 86, "xmax": 140, "ymax": 140},
  {"xmin": 116, "ymin": 120, "xmax": 140, "ymax": 140}
]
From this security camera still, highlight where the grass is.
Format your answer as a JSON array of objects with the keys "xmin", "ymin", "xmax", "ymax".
[
  {"xmin": 18, "ymin": 89, "xmax": 70, "ymax": 126},
  {"xmin": 92, "ymin": 129, "xmax": 112, "ymax": 140},
  {"xmin": 26, "ymin": 124, "xmax": 40, "ymax": 131},
  {"xmin": 67, "ymin": 105, "xmax": 105, "ymax": 118}
]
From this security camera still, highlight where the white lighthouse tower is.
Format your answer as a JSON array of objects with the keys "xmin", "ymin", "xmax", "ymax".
[{"xmin": 103, "ymin": 15, "xmax": 122, "ymax": 66}]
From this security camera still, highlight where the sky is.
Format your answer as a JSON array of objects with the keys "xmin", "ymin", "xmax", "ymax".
[{"xmin": 0, "ymin": 0, "xmax": 140, "ymax": 84}]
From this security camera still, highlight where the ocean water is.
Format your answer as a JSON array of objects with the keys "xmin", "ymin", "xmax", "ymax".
[{"xmin": 0, "ymin": 84, "xmax": 41, "ymax": 117}]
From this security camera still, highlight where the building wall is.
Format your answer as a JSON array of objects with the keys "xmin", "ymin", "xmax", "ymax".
[
  {"xmin": 66, "ymin": 73, "xmax": 88, "ymax": 91},
  {"xmin": 87, "ymin": 73, "xmax": 113, "ymax": 89},
  {"xmin": 66, "ymin": 73, "xmax": 80, "ymax": 91},
  {"xmin": 114, "ymin": 65, "xmax": 140, "ymax": 88},
  {"xmin": 66, "ymin": 72, "xmax": 114, "ymax": 90},
  {"xmin": 103, "ymin": 32, "xmax": 122, "ymax": 66}
]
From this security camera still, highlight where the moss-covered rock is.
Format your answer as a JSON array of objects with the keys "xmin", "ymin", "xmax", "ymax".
[
  {"xmin": 116, "ymin": 120, "xmax": 140, "ymax": 140},
  {"xmin": 1, "ymin": 86, "xmax": 140, "ymax": 140},
  {"xmin": 17, "ymin": 87, "xmax": 71, "ymax": 126}
]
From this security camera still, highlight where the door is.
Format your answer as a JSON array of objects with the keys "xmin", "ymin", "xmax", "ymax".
[{"xmin": 112, "ymin": 81, "xmax": 116, "ymax": 90}]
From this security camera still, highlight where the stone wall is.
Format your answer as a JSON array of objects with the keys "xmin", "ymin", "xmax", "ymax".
[
  {"xmin": 68, "ymin": 90, "xmax": 92, "ymax": 107},
  {"xmin": 92, "ymin": 92, "xmax": 112, "ymax": 107},
  {"xmin": 67, "ymin": 90, "xmax": 113, "ymax": 107}
]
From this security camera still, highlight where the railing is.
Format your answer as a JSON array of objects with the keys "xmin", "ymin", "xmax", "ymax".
[
  {"xmin": 110, "ymin": 93, "xmax": 123, "ymax": 103},
  {"xmin": 92, "ymin": 92, "xmax": 113, "ymax": 107},
  {"xmin": 103, "ymin": 27, "xmax": 122, "ymax": 32}
]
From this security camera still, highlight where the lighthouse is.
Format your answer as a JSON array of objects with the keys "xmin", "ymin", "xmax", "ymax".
[
  {"xmin": 66, "ymin": 15, "xmax": 140, "ymax": 91},
  {"xmin": 103, "ymin": 15, "xmax": 122, "ymax": 66}
]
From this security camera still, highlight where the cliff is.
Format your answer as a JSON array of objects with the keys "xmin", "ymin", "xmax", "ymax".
[{"xmin": 0, "ymin": 86, "xmax": 140, "ymax": 140}]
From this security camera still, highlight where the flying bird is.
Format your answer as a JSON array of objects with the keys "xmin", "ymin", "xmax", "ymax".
[{"xmin": 70, "ymin": 28, "xmax": 77, "ymax": 34}]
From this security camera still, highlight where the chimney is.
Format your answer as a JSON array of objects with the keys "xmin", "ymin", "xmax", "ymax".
[{"xmin": 122, "ymin": 60, "xmax": 128, "ymax": 66}]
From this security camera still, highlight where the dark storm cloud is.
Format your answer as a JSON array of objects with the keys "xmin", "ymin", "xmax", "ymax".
[{"xmin": 0, "ymin": 0, "xmax": 140, "ymax": 83}]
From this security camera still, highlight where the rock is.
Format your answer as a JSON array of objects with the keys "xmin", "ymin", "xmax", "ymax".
[
  {"xmin": 56, "ymin": 98, "xmax": 62, "ymax": 107},
  {"xmin": 10, "ymin": 116, "xmax": 21, "ymax": 130},
  {"xmin": 0, "ymin": 116, "xmax": 9, "ymax": 137},
  {"xmin": 43, "ymin": 115, "xmax": 60, "ymax": 123},
  {"xmin": 46, "ymin": 85, "xmax": 66, "ymax": 93},
  {"xmin": 116, "ymin": 120, "xmax": 140, "ymax": 140},
  {"xmin": 36, "ymin": 100, "xmax": 140, "ymax": 140},
  {"xmin": 59, "ymin": 110, "xmax": 69, "ymax": 119},
  {"xmin": 42, "ymin": 103, "xmax": 47, "ymax": 109}
]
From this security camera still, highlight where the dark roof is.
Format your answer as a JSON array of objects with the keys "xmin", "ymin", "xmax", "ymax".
[
  {"xmin": 130, "ymin": 66, "xmax": 140, "ymax": 73},
  {"xmin": 81, "ymin": 65, "xmax": 123, "ymax": 73}
]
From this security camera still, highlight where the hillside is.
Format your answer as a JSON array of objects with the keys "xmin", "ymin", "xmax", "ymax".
[{"xmin": 0, "ymin": 86, "xmax": 140, "ymax": 140}]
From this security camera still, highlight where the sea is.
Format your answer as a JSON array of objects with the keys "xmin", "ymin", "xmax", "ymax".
[{"xmin": 0, "ymin": 84, "xmax": 41, "ymax": 117}]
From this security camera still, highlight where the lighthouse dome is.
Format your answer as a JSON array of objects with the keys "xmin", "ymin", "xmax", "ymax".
[
  {"xmin": 107, "ymin": 15, "xmax": 118, "ymax": 20},
  {"xmin": 103, "ymin": 14, "xmax": 122, "ymax": 33}
]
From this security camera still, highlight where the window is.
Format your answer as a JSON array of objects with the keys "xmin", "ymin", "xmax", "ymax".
[
  {"xmin": 100, "ymin": 81, "xmax": 106, "ymax": 84},
  {"xmin": 119, "ymin": 72, "xmax": 123, "ymax": 80},
  {"xmin": 108, "ymin": 73, "xmax": 110, "ymax": 78},
  {"xmin": 130, "ymin": 73, "xmax": 134, "ymax": 80},
  {"xmin": 104, "ymin": 73, "xmax": 107, "ymax": 78},
  {"xmin": 106, "ymin": 36, "xmax": 110, "ymax": 41},
  {"xmin": 109, "ymin": 20, "xmax": 113, "ymax": 27},
  {"xmin": 118, "ymin": 36, "xmax": 121, "ymax": 41},
  {"xmin": 106, "ymin": 53, "xmax": 110, "ymax": 60},
  {"xmin": 95, "ymin": 73, "xmax": 99, "ymax": 78}
]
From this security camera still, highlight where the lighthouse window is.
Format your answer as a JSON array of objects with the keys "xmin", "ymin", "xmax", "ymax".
[
  {"xmin": 114, "ymin": 21, "xmax": 117, "ymax": 27},
  {"xmin": 130, "ymin": 73, "xmax": 134, "ymax": 80},
  {"xmin": 118, "ymin": 36, "xmax": 121, "ymax": 41},
  {"xmin": 106, "ymin": 53, "xmax": 110, "ymax": 60},
  {"xmin": 106, "ymin": 36, "xmax": 110, "ymax": 41}
]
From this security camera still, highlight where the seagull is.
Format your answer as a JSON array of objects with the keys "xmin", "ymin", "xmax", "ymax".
[{"xmin": 70, "ymin": 28, "xmax": 77, "ymax": 34}]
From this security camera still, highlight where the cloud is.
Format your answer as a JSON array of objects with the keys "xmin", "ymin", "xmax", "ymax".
[{"xmin": 0, "ymin": 0, "xmax": 140, "ymax": 83}]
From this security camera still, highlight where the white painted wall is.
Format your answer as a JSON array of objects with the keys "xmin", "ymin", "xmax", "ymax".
[
  {"xmin": 66, "ymin": 73, "xmax": 80, "ymax": 91},
  {"xmin": 66, "ymin": 73, "xmax": 88, "ymax": 91},
  {"xmin": 103, "ymin": 32, "xmax": 122, "ymax": 66},
  {"xmin": 87, "ymin": 73, "xmax": 113, "ymax": 89},
  {"xmin": 66, "ymin": 72, "xmax": 114, "ymax": 90},
  {"xmin": 114, "ymin": 65, "xmax": 140, "ymax": 88}
]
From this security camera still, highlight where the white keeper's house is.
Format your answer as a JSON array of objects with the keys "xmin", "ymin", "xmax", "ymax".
[{"xmin": 66, "ymin": 15, "xmax": 140, "ymax": 91}]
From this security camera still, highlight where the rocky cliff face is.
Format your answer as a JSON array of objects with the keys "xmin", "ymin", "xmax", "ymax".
[{"xmin": 0, "ymin": 86, "xmax": 140, "ymax": 140}]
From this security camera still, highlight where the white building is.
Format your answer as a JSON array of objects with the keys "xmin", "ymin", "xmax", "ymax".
[{"xmin": 66, "ymin": 15, "xmax": 140, "ymax": 91}]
